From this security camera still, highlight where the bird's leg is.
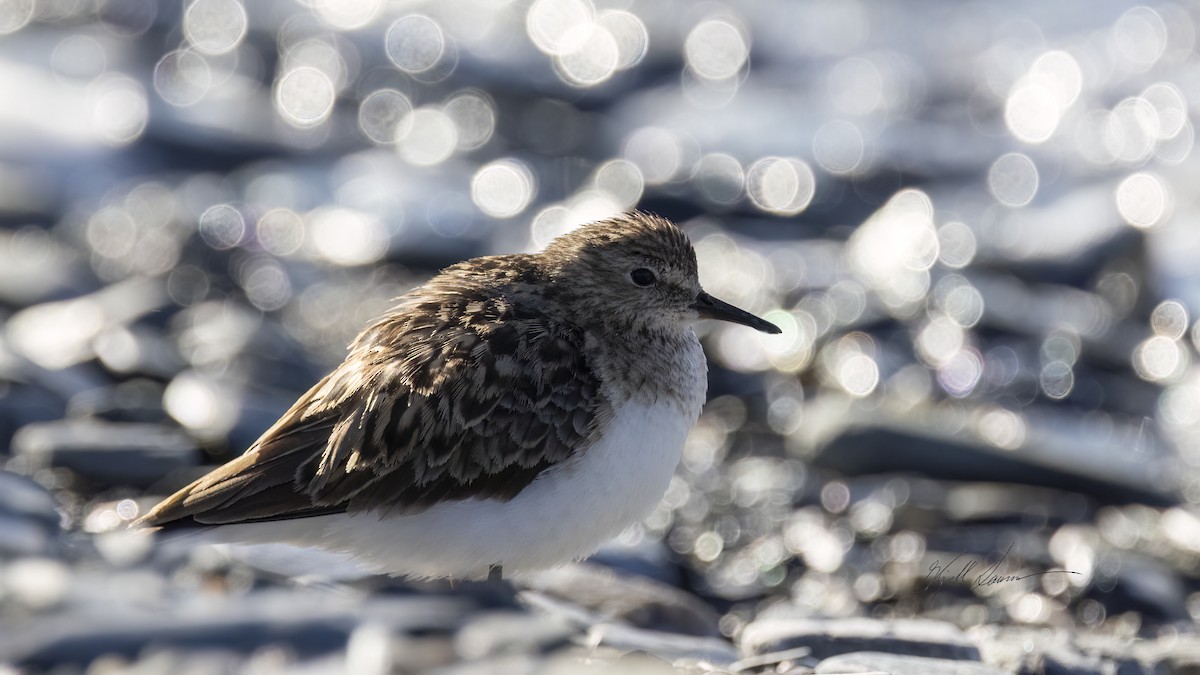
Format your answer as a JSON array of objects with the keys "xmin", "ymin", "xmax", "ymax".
[{"xmin": 487, "ymin": 564, "xmax": 503, "ymax": 583}]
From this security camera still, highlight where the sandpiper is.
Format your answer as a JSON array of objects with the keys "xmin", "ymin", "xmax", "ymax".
[{"xmin": 136, "ymin": 212, "xmax": 780, "ymax": 580}]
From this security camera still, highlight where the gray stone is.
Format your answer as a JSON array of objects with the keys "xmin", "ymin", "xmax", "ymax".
[
  {"xmin": 0, "ymin": 470, "xmax": 61, "ymax": 555},
  {"xmin": 11, "ymin": 420, "xmax": 201, "ymax": 487},
  {"xmin": 805, "ymin": 401, "xmax": 1176, "ymax": 507},
  {"xmin": 740, "ymin": 618, "xmax": 980, "ymax": 661},
  {"xmin": 0, "ymin": 469, "xmax": 60, "ymax": 527},
  {"xmin": 522, "ymin": 562, "xmax": 722, "ymax": 637},
  {"xmin": 454, "ymin": 610, "xmax": 574, "ymax": 659},
  {"xmin": 815, "ymin": 651, "xmax": 1007, "ymax": 674},
  {"xmin": 586, "ymin": 622, "xmax": 739, "ymax": 668},
  {"xmin": 728, "ymin": 646, "xmax": 815, "ymax": 673}
]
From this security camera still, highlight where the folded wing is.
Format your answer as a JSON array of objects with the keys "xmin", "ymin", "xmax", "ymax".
[{"xmin": 137, "ymin": 271, "xmax": 607, "ymax": 528}]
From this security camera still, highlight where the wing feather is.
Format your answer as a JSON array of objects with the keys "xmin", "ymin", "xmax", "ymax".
[{"xmin": 136, "ymin": 263, "xmax": 608, "ymax": 529}]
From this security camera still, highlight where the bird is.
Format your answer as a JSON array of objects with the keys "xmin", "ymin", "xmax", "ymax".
[{"xmin": 135, "ymin": 212, "xmax": 781, "ymax": 581}]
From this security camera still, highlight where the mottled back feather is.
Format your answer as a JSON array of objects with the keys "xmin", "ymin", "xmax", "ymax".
[{"xmin": 137, "ymin": 254, "xmax": 609, "ymax": 527}]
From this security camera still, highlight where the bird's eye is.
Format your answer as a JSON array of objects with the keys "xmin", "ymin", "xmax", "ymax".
[{"xmin": 629, "ymin": 268, "xmax": 657, "ymax": 287}]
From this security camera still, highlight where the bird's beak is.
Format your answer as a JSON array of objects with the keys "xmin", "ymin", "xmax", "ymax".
[{"xmin": 691, "ymin": 291, "xmax": 782, "ymax": 334}]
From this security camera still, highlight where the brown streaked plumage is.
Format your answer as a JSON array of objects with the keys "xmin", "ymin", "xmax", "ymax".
[{"xmin": 136, "ymin": 212, "xmax": 779, "ymax": 578}]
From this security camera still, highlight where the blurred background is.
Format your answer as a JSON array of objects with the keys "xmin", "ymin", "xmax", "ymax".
[{"xmin": 3, "ymin": 0, "xmax": 1200, "ymax": 672}]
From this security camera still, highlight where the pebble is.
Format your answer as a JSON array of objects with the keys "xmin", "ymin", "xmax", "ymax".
[
  {"xmin": 11, "ymin": 419, "xmax": 201, "ymax": 487},
  {"xmin": 585, "ymin": 622, "xmax": 740, "ymax": 669},
  {"xmin": 0, "ymin": 470, "xmax": 62, "ymax": 556},
  {"xmin": 739, "ymin": 618, "xmax": 980, "ymax": 661},
  {"xmin": 523, "ymin": 563, "xmax": 722, "ymax": 637},
  {"xmin": 814, "ymin": 651, "xmax": 1008, "ymax": 675}
]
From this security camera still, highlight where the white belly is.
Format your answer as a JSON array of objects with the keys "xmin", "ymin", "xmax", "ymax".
[{"xmin": 217, "ymin": 398, "xmax": 697, "ymax": 579}]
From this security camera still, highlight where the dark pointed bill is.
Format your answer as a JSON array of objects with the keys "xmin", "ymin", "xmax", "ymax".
[{"xmin": 692, "ymin": 291, "xmax": 782, "ymax": 334}]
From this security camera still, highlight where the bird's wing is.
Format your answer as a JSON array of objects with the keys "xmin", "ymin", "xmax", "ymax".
[{"xmin": 136, "ymin": 285, "xmax": 608, "ymax": 528}]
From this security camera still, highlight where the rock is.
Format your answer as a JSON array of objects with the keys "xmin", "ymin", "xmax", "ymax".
[
  {"xmin": 522, "ymin": 562, "xmax": 722, "ymax": 637},
  {"xmin": 0, "ymin": 227, "xmax": 88, "ymax": 307},
  {"xmin": 739, "ymin": 618, "xmax": 980, "ymax": 661},
  {"xmin": 67, "ymin": 378, "xmax": 168, "ymax": 424},
  {"xmin": 0, "ymin": 514, "xmax": 59, "ymax": 557},
  {"xmin": 969, "ymin": 625, "xmax": 1163, "ymax": 675},
  {"xmin": 11, "ymin": 420, "xmax": 201, "ymax": 487},
  {"xmin": 2, "ymin": 591, "xmax": 482, "ymax": 671},
  {"xmin": 0, "ymin": 381, "xmax": 66, "ymax": 454},
  {"xmin": 728, "ymin": 646, "xmax": 816, "ymax": 673},
  {"xmin": 0, "ymin": 469, "xmax": 60, "ymax": 528},
  {"xmin": 0, "ymin": 471, "xmax": 61, "ymax": 556},
  {"xmin": 589, "ymin": 538, "xmax": 683, "ymax": 587},
  {"xmin": 454, "ymin": 610, "xmax": 574, "ymax": 659},
  {"xmin": 815, "ymin": 651, "xmax": 1008, "ymax": 674},
  {"xmin": 1102, "ymin": 555, "xmax": 1192, "ymax": 623},
  {"xmin": 804, "ymin": 399, "xmax": 1178, "ymax": 507},
  {"xmin": 585, "ymin": 622, "xmax": 739, "ymax": 669}
]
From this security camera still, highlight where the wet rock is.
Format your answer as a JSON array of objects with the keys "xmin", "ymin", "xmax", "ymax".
[
  {"xmin": 454, "ymin": 610, "xmax": 574, "ymax": 659},
  {"xmin": 968, "ymin": 625, "xmax": 1163, "ymax": 675},
  {"xmin": 589, "ymin": 538, "xmax": 683, "ymax": 587},
  {"xmin": 67, "ymin": 378, "xmax": 168, "ymax": 424},
  {"xmin": 2, "ymin": 591, "xmax": 481, "ymax": 671},
  {"xmin": 93, "ymin": 324, "xmax": 187, "ymax": 379},
  {"xmin": 0, "ymin": 381, "xmax": 66, "ymax": 454},
  {"xmin": 1099, "ymin": 555, "xmax": 1192, "ymax": 623},
  {"xmin": 11, "ymin": 420, "xmax": 200, "ymax": 488},
  {"xmin": 804, "ymin": 399, "xmax": 1177, "ymax": 507},
  {"xmin": 728, "ymin": 646, "xmax": 816, "ymax": 673},
  {"xmin": 0, "ymin": 470, "xmax": 60, "ymax": 528},
  {"xmin": 0, "ymin": 470, "xmax": 62, "ymax": 556},
  {"xmin": 585, "ymin": 622, "xmax": 739, "ymax": 669},
  {"xmin": 6, "ymin": 278, "xmax": 171, "ymax": 372},
  {"xmin": 815, "ymin": 651, "xmax": 1008, "ymax": 674},
  {"xmin": 0, "ymin": 227, "xmax": 89, "ymax": 307},
  {"xmin": 739, "ymin": 618, "xmax": 980, "ymax": 661},
  {"xmin": 522, "ymin": 562, "xmax": 722, "ymax": 637}
]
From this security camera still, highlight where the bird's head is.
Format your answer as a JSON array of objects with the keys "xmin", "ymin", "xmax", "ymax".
[{"xmin": 542, "ymin": 212, "xmax": 781, "ymax": 335}]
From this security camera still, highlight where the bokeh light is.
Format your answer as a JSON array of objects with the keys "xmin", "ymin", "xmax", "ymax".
[
  {"xmin": 307, "ymin": 207, "xmax": 388, "ymax": 266},
  {"xmin": 396, "ymin": 107, "xmax": 457, "ymax": 166},
  {"xmin": 812, "ymin": 120, "xmax": 865, "ymax": 175},
  {"xmin": 274, "ymin": 67, "xmax": 336, "ymax": 127},
  {"xmin": 1112, "ymin": 6, "xmax": 1167, "ymax": 70},
  {"xmin": 693, "ymin": 154, "xmax": 745, "ymax": 205},
  {"xmin": 848, "ymin": 189, "xmax": 937, "ymax": 314},
  {"xmin": 526, "ymin": 0, "xmax": 593, "ymax": 56},
  {"xmin": 257, "ymin": 209, "xmax": 305, "ymax": 257},
  {"xmin": 154, "ymin": 49, "xmax": 212, "ymax": 106},
  {"xmin": 746, "ymin": 157, "xmax": 816, "ymax": 215},
  {"xmin": 314, "ymin": 0, "xmax": 381, "ymax": 31},
  {"xmin": 622, "ymin": 127, "xmax": 694, "ymax": 186},
  {"xmin": 1115, "ymin": 172, "xmax": 1169, "ymax": 228},
  {"xmin": 1151, "ymin": 300, "xmax": 1188, "ymax": 340},
  {"xmin": 598, "ymin": 10, "xmax": 648, "ymax": 70},
  {"xmin": 91, "ymin": 75, "xmax": 148, "ymax": 146},
  {"xmin": 685, "ymin": 18, "xmax": 749, "ymax": 81},
  {"xmin": 183, "ymin": 0, "xmax": 248, "ymax": 56},
  {"xmin": 386, "ymin": 15, "xmax": 446, "ymax": 75},
  {"xmin": 988, "ymin": 152, "xmax": 1039, "ymax": 207},
  {"xmin": 198, "ymin": 204, "xmax": 245, "ymax": 250},
  {"xmin": 443, "ymin": 90, "xmax": 496, "ymax": 151},
  {"xmin": 554, "ymin": 21, "xmax": 620, "ymax": 86},
  {"xmin": 471, "ymin": 159, "xmax": 536, "ymax": 219},
  {"xmin": 358, "ymin": 88, "xmax": 412, "ymax": 144},
  {"xmin": 1005, "ymin": 50, "xmax": 1082, "ymax": 144},
  {"xmin": 0, "ymin": 0, "xmax": 34, "ymax": 34}
]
